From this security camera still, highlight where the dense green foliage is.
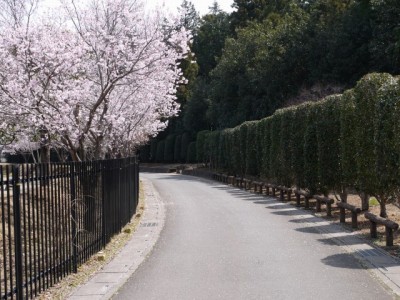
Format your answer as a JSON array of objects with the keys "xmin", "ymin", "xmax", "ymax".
[
  {"xmin": 148, "ymin": 0, "xmax": 400, "ymax": 146},
  {"xmin": 186, "ymin": 141, "xmax": 197, "ymax": 163},
  {"xmin": 139, "ymin": 1, "xmax": 400, "ymax": 216},
  {"xmin": 195, "ymin": 73, "xmax": 399, "ymax": 217},
  {"xmin": 164, "ymin": 135, "xmax": 176, "ymax": 163},
  {"xmin": 174, "ymin": 135, "xmax": 182, "ymax": 162},
  {"xmin": 143, "ymin": 0, "xmax": 399, "ymax": 155},
  {"xmin": 155, "ymin": 140, "xmax": 165, "ymax": 163}
]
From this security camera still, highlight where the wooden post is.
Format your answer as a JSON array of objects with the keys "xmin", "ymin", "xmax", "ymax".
[
  {"xmin": 304, "ymin": 196, "xmax": 310, "ymax": 209},
  {"xmin": 280, "ymin": 189, "xmax": 284, "ymax": 201},
  {"xmin": 287, "ymin": 191, "xmax": 291, "ymax": 202},
  {"xmin": 316, "ymin": 199, "xmax": 321, "ymax": 212},
  {"xmin": 326, "ymin": 202, "xmax": 332, "ymax": 217},
  {"xmin": 296, "ymin": 193, "xmax": 300, "ymax": 206},
  {"xmin": 370, "ymin": 222, "xmax": 377, "ymax": 238},
  {"xmin": 272, "ymin": 187, "xmax": 276, "ymax": 197},
  {"xmin": 386, "ymin": 227, "xmax": 394, "ymax": 247},
  {"xmin": 351, "ymin": 212, "xmax": 358, "ymax": 229},
  {"xmin": 339, "ymin": 207, "xmax": 345, "ymax": 223}
]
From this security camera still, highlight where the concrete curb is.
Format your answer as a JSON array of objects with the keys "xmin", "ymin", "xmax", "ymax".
[{"xmin": 67, "ymin": 177, "xmax": 165, "ymax": 300}]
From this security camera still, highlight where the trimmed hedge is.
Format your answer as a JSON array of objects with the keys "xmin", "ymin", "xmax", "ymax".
[
  {"xmin": 150, "ymin": 139, "xmax": 158, "ymax": 162},
  {"xmin": 187, "ymin": 141, "xmax": 197, "ymax": 163},
  {"xmin": 245, "ymin": 121, "xmax": 259, "ymax": 176},
  {"xmin": 164, "ymin": 135, "xmax": 176, "ymax": 163},
  {"xmin": 315, "ymin": 95, "xmax": 342, "ymax": 194},
  {"xmin": 196, "ymin": 130, "xmax": 209, "ymax": 163},
  {"xmin": 180, "ymin": 132, "xmax": 191, "ymax": 163},
  {"xmin": 151, "ymin": 73, "xmax": 399, "ymax": 217},
  {"xmin": 192, "ymin": 73, "xmax": 399, "ymax": 217},
  {"xmin": 156, "ymin": 140, "xmax": 165, "ymax": 163},
  {"xmin": 174, "ymin": 134, "xmax": 182, "ymax": 163}
]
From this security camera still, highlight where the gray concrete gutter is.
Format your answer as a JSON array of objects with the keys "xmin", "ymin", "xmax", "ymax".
[{"xmin": 67, "ymin": 177, "xmax": 165, "ymax": 300}]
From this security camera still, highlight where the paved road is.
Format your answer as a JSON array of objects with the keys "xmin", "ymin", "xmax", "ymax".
[{"xmin": 113, "ymin": 173, "xmax": 394, "ymax": 300}]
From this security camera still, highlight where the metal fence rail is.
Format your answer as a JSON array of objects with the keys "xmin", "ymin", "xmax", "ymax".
[{"xmin": 0, "ymin": 157, "xmax": 139, "ymax": 299}]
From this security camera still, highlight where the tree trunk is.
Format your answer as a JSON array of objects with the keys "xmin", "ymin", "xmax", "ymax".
[
  {"xmin": 360, "ymin": 192, "xmax": 369, "ymax": 211},
  {"xmin": 39, "ymin": 145, "xmax": 50, "ymax": 164},
  {"xmin": 339, "ymin": 192, "xmax": 348, "ymax": 203},
  {"xmin": 78, "ymin": 164, "xmax": 101, "ymax": 232},
  {"xmin": 378, "ymin": 197, "xmax": 388, "ymax": 218}
]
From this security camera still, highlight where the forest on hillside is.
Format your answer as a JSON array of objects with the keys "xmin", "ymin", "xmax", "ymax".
[{"xmin": 141, "ymin": 0, "xmax": 400, "ymax": 163}]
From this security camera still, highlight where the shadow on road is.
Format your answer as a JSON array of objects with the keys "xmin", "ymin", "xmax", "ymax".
[
  {"xmin": 271, "ymin": 209, "xmax": 310, "ymax": 216},
  {"xmin": 321, "ymin": 253, "xmax": 365, "ymax": 269},
  {"xmin": 252, "ymin": 200, "xmax": 274, "ymax": 205},
  {"xmin": 295, "ymin": 224, "xmax": 345, "ymax": 234},
  {"xmin": 289, "ymin": 217, "xmax": 322, "ymax": 223},
  {"xmin": 318, "ymin": 236, "xmax": 363, "ymax": 247}
]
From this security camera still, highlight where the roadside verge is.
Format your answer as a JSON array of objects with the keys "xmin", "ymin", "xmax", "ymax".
[{"xmin": 66, "ymin": 177, "xmax": 165, "ymax": 300}]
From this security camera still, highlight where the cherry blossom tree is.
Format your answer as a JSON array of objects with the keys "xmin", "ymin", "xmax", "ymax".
[
  {"xmin": 0, "ymin": 0, "xmax": 38, "ymax": 29},
  {"xmin": 0, "ymin": 0, "xmax": 190, "ymax": 162}
]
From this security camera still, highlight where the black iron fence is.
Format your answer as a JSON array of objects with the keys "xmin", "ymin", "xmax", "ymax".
[{"xmin": 0, "ymin": 157, "xmax": 139, "ymax": 299}]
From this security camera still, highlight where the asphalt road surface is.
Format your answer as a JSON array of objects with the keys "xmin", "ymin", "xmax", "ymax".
[{"xmin": 113, "ymin": 173, "xmax": 394, "ymax": 300}]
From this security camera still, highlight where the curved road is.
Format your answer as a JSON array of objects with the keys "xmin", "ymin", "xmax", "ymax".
[{"xmin": 113, "ymin": 173, "xmax": 394, "ymax": 299}]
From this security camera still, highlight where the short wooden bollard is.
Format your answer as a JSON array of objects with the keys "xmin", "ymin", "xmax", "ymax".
[
  {"xmin": 365, "ymin": 212, "xmax": 399, "ymax": 246},
  {"xmin": 279, "ymin": 188, "xmax": 284, "ymax": 201},
  {"xmin": 294, "ymin": 190, "xmax": 310, "ymax": 209},
  {"xmin": 259, "ymin": 183, "xmax": 264, "ymax": 194},
  {"xmin": 337, "ymin": 202, "xmax": 361, "ymax": 229},
  {"xmin": 287, "ymin": 190, "xmax": 292, "ymax": 202},
  {"xmin": 313, "ymin": 195, "xmax": 334, "ymax": 217},
  {"xmin": 235, "ymin": 177, "xmax": 242, "ymax": 188},
  {"xmin": 253, "ymin": 181, "xmax": 263, "ymax": 194},
  {"xmin": 265, "ymin": 183, "xmax": 277, "ymax": 196},
  {"xmin": 280, "ymin": 187, "xmax": 292, "ymax": 202},
  {"xmin": 243, "ymin": 179, "xmax": 252, "ymax": 190}
]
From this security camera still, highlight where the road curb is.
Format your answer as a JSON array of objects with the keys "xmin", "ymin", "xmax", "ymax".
[{"xmin": 67, "ymin": 177, "xmax": 165, "ymax": 300}]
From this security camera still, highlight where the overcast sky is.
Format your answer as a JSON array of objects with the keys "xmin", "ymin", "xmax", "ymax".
[
  {"xmin": 146, "ymin": 0, "xmax": 235, "ymax": 16},
  {"xmin": 42, "ymin": 1, "xmax": 235, "ymax": 16}
]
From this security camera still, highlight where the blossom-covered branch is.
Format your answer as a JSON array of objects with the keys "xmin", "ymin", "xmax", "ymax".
[{"xmin": 0, "ymin": 0, "xmax": 190, "ymax": 161}]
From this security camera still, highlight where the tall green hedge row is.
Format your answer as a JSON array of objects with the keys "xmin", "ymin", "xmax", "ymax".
[
  {"xmin": 196, "ymin": 73, "xmax": 400, "ymax": 217},
  {"xmin": 141, "ymin": 73, "xmax": 399, "ymax": 216}
]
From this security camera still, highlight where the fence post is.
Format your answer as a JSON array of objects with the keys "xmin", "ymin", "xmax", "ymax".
[
  {"xmin": 101, "ymin": 161, "xmax": 106, "ymax": 247},
  {"xmin": 70, "ymin": 163, "xmax": 78, "ymax": 273},
  {"xmin": 12, "ymin": 165, "xmax": 23, "ymax": 300},
  {"xmin": 136, "ymin": 156, "xmax": 139, "ymax": 208}
]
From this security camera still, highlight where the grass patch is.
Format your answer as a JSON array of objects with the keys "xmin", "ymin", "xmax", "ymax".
[{"xmin": 369, "ymin": 197, "xmax": 379, "ymax": 206}]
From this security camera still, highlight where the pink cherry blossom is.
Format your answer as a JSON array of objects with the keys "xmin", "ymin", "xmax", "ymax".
[{"xmin": 0, "ymin": 0, "xmax": 190, "ymax": 161}]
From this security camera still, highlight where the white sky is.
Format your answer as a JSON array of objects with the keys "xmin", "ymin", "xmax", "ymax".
[
  {"xmin": 41, "ymin": 0, "xmax": 235, "ymax": 16},
  {"xmin": 147, "ymin": 0, "xmax": 235, "ymax": 16}
]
